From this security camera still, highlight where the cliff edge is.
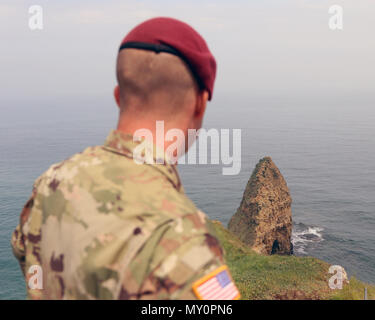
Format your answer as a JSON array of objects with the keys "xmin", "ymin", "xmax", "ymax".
[
  {"xmin": 221, "ymin": 157, "xmax": 374, "ymax": 299},
  {"xmin": 212, "ymin": 220, "xmax": 374, "ymax": 299}
]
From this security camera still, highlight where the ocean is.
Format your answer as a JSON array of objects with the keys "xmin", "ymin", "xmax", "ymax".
[{"xmin": 1, "ymin": 95, "xmax": 374, "ymax": 299}]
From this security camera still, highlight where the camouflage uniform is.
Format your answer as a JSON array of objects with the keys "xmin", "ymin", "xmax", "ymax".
[{"xmin": 11, "ymin": 130, "xmax": 237, "ymax": 300}]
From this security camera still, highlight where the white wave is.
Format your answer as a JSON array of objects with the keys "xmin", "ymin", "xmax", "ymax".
[{"xmin": 292, "ymin": 226, "xmax": 324, "ymax": 254}]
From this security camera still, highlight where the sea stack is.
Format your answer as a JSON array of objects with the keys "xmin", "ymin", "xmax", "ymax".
[{"xmin": 228, "ymin": 157, "xmax": 293, "ymax": 255}]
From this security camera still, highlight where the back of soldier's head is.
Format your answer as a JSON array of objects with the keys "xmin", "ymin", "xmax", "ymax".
[{"xmin": 116, "ymin": 49, "xmax": 198, "ymax": 116}]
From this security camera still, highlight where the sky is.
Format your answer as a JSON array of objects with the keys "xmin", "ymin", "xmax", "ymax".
[{"xmin": 0, "ymin": 0, "xmax": 374, "ymax": 105}]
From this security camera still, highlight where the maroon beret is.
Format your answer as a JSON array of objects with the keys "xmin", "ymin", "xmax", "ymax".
[{"xmin": 119, "ymin": 17, "xmax": 217, "ymax": 100}]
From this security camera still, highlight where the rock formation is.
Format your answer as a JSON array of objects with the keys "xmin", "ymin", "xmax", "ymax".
[{"xmin": 228, "ymin": 157, "xmax": 293, "ymax": 255}]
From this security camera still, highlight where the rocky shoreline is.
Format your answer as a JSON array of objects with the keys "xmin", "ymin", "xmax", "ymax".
[{"xmin": 220, "ymin": 157, "xmax": 374, "ymax": 299}]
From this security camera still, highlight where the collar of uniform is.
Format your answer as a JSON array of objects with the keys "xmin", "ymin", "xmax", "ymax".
[{"xmin": 102, "ymin": 130, "xmax": 182, "ymax": 192}]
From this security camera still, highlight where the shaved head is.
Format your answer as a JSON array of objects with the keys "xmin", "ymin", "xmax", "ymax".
[{"xmin": 116, "ymin": 49, "xmax": 199, "ymax": 117}]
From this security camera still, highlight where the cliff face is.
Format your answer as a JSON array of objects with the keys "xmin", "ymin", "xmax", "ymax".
[{"xmin": 228, "ymin": 157, "xmax": 293, "ymax": 255}]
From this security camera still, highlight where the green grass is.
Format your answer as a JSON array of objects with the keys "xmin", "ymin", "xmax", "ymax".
[
  {"xmin": 331, "ymin": 278, "xmax": 375, "ymax": 300},
  {"xmin": 211, "ymin": 220, "xmax": 375, "ymax": 300}
]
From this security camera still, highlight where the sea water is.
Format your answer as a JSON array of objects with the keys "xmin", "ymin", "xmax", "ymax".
[{"xmin": 1, "ymin": 95, "xmax": 374, "ymax": 299}]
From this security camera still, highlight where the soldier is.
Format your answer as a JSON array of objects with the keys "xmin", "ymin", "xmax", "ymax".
[{"xmin": 11, "ymin": 17, "xmax": 240, "ymax": 300}]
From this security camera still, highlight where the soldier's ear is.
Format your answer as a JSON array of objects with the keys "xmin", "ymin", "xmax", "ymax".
[
  {"xmin": 114, "ymin": 85, "xmax": 121, "ymax": 108},
  {"xmin": 194, "ymin": 90, "xmax": 209, "ymax": 119}
]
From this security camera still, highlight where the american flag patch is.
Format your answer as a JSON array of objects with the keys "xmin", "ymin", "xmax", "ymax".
[{"xmin": 192, "ymin": 265, "xmax": 240, "ymax": 300}]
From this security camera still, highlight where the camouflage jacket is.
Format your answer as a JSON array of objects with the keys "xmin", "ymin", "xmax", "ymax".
[{"xmin": 11, "ymin": 130, "xmax": 239, "ymax": 300}]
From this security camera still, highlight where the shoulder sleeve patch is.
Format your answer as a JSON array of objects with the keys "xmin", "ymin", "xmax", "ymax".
[{"xmin": 192, "ymin": 265, "xmax": 240, "ymax": 300}]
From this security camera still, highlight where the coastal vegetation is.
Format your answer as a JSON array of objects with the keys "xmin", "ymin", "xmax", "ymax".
[{"xmin": 213, "ymin": 220, "xmax": 375, "ymax": 300}]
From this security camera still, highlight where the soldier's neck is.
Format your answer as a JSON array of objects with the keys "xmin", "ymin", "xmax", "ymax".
[{"xmin": 116, "ymin": 115, "xmax": 188, "ymax": 158}]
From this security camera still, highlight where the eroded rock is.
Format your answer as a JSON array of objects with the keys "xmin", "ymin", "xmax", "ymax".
[{"xmin": 228, "ymin": 157, "xmax": 293, "ymax": 255}]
